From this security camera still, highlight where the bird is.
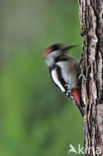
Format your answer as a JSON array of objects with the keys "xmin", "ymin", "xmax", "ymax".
[{"xmin": 43, "ymin": 44, "xmax": 84, "ymax": 116}]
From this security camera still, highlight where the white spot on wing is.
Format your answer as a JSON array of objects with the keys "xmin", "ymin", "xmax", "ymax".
[{"xmin": 51, "ymin": 70, "xmax": 65, "ymax": 92}]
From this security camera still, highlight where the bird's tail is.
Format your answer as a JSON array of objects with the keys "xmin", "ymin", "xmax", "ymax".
[
  {"xmin": 72, "ymin": 86, "xmax": 84, "ymax": 117},
  {"xmin": 66, "ymin": 86, "xmax": 84, "ymax": 117}
]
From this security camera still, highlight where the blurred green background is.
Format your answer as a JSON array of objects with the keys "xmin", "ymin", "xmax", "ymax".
[{"xmin": 0, "ymin": 0, "xmax": 84, "ymax": 156}]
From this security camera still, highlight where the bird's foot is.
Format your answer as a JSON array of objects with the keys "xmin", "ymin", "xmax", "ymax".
[{"xmin": 78, "ymin": 69, "xmax": 87, "ymax": 81}]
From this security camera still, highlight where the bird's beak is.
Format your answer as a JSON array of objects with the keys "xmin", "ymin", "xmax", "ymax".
[{"xmin": 62, "ymin": 45, "xmax": 77, "ymax": 52}]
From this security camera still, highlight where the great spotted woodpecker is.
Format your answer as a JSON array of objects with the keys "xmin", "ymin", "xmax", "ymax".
[{"xmin": 43, "ymin": 44, "xmax": 84, "ymax": 116}]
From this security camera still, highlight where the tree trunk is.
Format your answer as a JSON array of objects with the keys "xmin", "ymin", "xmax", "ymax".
[{"xmin": 78, "ymin": 0, "xmax": 103, "ymax": 155}]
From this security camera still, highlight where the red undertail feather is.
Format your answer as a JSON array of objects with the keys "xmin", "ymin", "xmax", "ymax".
[{"xmin": 72, "ymin": 86, "xmax": 81, "ymax": 106}]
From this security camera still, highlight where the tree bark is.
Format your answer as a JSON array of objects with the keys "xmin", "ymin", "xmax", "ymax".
[{"xmin": 79, "ymin": 0, "xmax": 103, "ymax": 155}]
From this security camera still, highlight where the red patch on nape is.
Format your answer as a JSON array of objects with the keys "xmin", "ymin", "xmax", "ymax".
[
  {"xmin": 72, "ymin": 88, "xmax": 80, "ymax": 106},
  {"xmin": 43, "ymin": 49, "xmax": 52, "ymax": 57}
]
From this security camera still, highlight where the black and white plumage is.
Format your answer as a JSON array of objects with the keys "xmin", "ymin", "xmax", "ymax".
[{"xmin": 43, "ymin": 44, "xmax": 84, "ymax": 116}]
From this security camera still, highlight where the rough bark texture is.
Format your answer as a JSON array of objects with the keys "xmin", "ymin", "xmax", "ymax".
[{"xmin": 79, "ymin": 0, "xmax": 103, "ymax": 155}]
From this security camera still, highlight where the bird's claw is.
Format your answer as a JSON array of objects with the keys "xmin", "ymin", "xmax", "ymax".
[{"xmin": 78, "ymin": 69, "xmax": 87, "ymax": 81}]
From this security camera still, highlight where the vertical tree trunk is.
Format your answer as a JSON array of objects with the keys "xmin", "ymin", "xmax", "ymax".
[{"xmin": 79, "ymin": 0, "xmax": 103, "ymax": 155}]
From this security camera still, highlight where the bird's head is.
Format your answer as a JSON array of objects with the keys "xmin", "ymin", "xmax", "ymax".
[
  {"xmin": 43, "ymin": 44, "xmax": 76, "ymax": 66},
  {"xmin": 43, "ymin": 44, "xmax": 62, "ymax": 57},
  {"xmin": 43, "ymin": 44, "xmax": 76, "ymax": 58}
]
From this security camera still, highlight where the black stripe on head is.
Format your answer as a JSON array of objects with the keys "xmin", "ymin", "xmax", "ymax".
[
  {"xmin": 48, "ymin": 44, "xmax": 62, "ymax": 51},
  {"xmin": 55, "ymin": 57, "xmax": 68, "ymax": 63}
]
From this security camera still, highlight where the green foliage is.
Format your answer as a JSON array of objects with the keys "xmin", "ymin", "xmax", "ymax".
[{"xmin": 0, "ymin": 0, "xmax": 84, "ymax": 156}]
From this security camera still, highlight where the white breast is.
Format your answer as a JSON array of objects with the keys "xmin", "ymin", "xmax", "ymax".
[{"xmin": 51, "ymin": 70, "xmax": 65, "ymax": 92}]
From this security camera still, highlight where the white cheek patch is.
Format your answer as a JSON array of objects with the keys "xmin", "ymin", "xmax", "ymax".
[{"xmin": 51, "ymin": 70, "xmax": 65, "ymax": 92}]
